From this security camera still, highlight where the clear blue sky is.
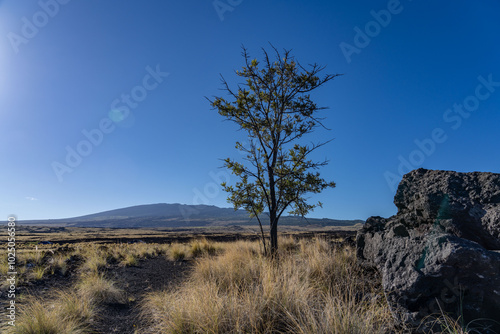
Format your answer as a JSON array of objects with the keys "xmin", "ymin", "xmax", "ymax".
[{"xmin": 1, "ymin": 0, "xmax": 499, "ymax": 221}]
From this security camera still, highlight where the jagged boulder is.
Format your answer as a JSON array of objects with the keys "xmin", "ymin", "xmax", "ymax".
[
  {"xmin": 394, "ymin": 168, "xmax": 500, "ymax": 249},
  {"xmin": 357, "ymin": 169, "xmax": 500, "ymax": 333}
]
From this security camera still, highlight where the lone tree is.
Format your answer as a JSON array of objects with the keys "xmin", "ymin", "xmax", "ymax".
[{"xmin": 210, "ymin": 46, "xmax": 340, "ymax": 256}]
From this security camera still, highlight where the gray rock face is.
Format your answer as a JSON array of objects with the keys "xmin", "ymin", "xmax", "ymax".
[
  {"xmin": 357, "ymin": 169, "xmax": 500, "ymax": 332},
  {"xmin": 394, "ymin": 168, "xmax": 500, "ymax": 249}
]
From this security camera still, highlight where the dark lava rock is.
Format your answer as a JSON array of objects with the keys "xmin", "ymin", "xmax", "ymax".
[{"xmin": 357, "ymin": 169, "xmax": 500, "ymax": 333}]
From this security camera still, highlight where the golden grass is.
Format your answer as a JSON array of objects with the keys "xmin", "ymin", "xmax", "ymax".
[
  {"xmin": 81, "ymin": 246, "xmax": 107, "ymax": 273},
  {"xmin": 131, "ymin": 242, "xmax": 161, "ymax": 258},
  {"xmin": 8, "ymin": 299, "xmax": 90, "ymax": 334},
  {"xmin": 106, "ymin": 242, "xmax": 164, "ymax": 265},
  {"xmin": 168, "ymin": 243, "xmax": 189, "ymax": 261},
  {"xmin": 49, "ymin": 253, "xmax": 70, "ymax": 275},
  {"xmin": 121, "ymin": 253, "xmax": 139, "ymax": 267},
  {"xmin": 77, "ymin": 272, "xmax": 126, "ymax": 304},
  {"xmin": 189, "ymin": 237, "xmax": 222, "ymax": 258},
  {"xmin": 55, "ymin": 290, "xmax": 96, "ymax": 324},
  {"xmin": 108, "ymin": 243, "xmax": 126, "ymax": 263},
  {"xmin": 30, "ymin": 265, "xmax": 46, "ymax": 280},
  {"xmin": 4, "ymin": 231, "xmax": 488, "ymax": 333},
  {"xmin": 0, "ymin": 255, "xmax": 10, "ymax": 276},
  {"xmin": 141, "ymin": 238, "xmax": 394, "ymax": 333},
  {"xmin": 24, "ymin": 249, "xmax": 45, "ymax": 266},
  {"xmin": 8, "ymin": 267, "xmax": 125, "ymax": 333}
]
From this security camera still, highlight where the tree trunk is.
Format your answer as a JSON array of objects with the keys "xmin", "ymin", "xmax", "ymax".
[
  {"xmin": 268, "ymin": 148, "xmax": 278, "ymax": 257},
  {"xmin": 254, "ymin": 211, "xmax": 268, "ymax": 256},
  {"xmin": 270, "ymin": 211, "xmax": 278, "ymax": 257}
]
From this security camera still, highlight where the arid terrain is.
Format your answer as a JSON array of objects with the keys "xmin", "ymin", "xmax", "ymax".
[
  {"xmin": 3, "ymin": 220, "xmax": 490, "ymax": 333},
  {"xmin": 2, "ymin": 225, "xmax": 387, "ymax": 334}
]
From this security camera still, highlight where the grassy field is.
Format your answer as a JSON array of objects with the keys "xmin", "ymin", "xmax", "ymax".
[{"xmin": 0, "ymin": 226, "xmax": 472, "ymax": 333}]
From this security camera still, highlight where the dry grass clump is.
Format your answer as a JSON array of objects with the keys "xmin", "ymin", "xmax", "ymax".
[
  {"xmin": 279, "ymin": 235, "xmax": 299, "ymax": 253},
  {"xmin": 164, "ymin": 239, "xmax": 223, "ymax": 261},
  {"xmin": 156, "ymin": 243, "xmax": 171, "ymax": 256},
  {"xmin": 8, "ymin": 298, "xmax": 91, "ymax": 334},
  {"xmin": 9, "ymin": 269, "xmax": 125, "ymax": 333},
  {"xmin": 55, "ymin": 290, "xmax": 96, "ymax": 324},
  {"xmin": 5, "ymin": 248, "xmax": 73, "ymax": 283},
  {"xmin": 49, "ymin": 253, "xmax": 70, "ymax": 275},
  {"xmin": 0, "ymin": 254, "xmax": 9, "ymax": 276},
  {"xmin": 121, "ymin": 253, "xmax": 139, "ymax": 267},
  {"xmin": 77, "ymin": 272, "xmax": 126, "ymax": 304},
  {"xmin": 107, "ymin": 244, "xmax": 126, "ymax": 263},
  {"xmin": 30, "ymin": 265, "xmax": 47, "ymax": 280},
  {"xmin": 191, "ymin": 240, "xmax": 262, "ymax": 292},
  {"xmin": 107, "ymin": 242, "xmax": 163, "ymax": 265},
  {"xmin": 189, "ymin": 238, "xmax": 222, "ymax": 258},
  {"xmin": 81, "ymin": 246, "xmax": 108, "ymax": 273},
  {"xmin": 131, "ymin": 242, "xmax": 162, "ymax": 258},
  {"xmin": 0, "ymin": 247, "xmax": 77, "ymax": 290},
  {"xmin": 141, "ymin": 238, "xmax": 394, "ymax": 333},
  {"xmin": 23, "ymin": 249, "xmax": 45, "ymax": 267},
  {"xmin": 168, "ymin": 243, "xmax": 190, "ymax": 261}
]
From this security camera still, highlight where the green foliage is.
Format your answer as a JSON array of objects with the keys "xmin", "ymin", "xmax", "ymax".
[{"xmin": 210, "ymin": 45, "xmax": 340, "ymax": 253}]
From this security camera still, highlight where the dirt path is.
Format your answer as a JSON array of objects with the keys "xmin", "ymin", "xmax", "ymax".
[{"xmin": 91, "ymin": 257, "xmax": 191, "ymax": 334}]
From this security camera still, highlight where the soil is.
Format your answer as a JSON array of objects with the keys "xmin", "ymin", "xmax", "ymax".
[{"xmin": 92, "ymin": 257, "xmax": 192, "ymax": 334}]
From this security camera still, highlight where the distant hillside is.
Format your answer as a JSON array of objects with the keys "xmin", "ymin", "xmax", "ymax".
[{"xmin": 19, "ymin": 203, "xmax": 364, "ymax": 228}]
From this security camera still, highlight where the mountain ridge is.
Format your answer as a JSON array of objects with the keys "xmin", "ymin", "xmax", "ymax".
[{"xmin": 18, "ymin": 203, "xmax": 364, "ymax": 228}]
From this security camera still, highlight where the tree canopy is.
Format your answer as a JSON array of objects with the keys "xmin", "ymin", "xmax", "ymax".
[{"xmin": 210, "ymin": 45, "xmax": 341, "ymax": 255}]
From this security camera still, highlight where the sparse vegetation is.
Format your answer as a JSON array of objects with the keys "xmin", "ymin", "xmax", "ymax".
[
  {"xmin": 11, "ymin": 299, "xmax": 88, "ymax": 334},
  {"xmin": 121, "ymin": 253, "xmax": 139, "ymax": 267},
  {"xmin": 30, "ymin": 265, "xmax": 46, "ymax": 280},
  {"xmin": 189, "ymin": 237, "xmax": 222, "ymax": 258},
  {"xmin": 56, "ymin": 290, "xmax": 96, "ymax": 324},
  {"xmin": 50, "ymin": 253, "xmax": 70, "ymax": 275},
  {"xmin": 81, "ymin": 246, "xmax": 108, "ymax": 273},
  {"xmin": 24, "ymin": 249, "xmax": 45, "ymax": 267},
  {"xmin": 168, "ymin": 242, "xmax": 188, "ymax": 261},
  {"xmin": 141, "ymin": 237, "xmax": 394, "ymax": 333},
  {"xmin": 7, "ymin": 270, "xmax": 122, "ymax": 333},
  {"xmin": 2, "ymin": 226, "xmax": 481, "ymax": 333},
  {"xmin": 77, "ymin": 272, "xmax": 126, "ymax": 304}
]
